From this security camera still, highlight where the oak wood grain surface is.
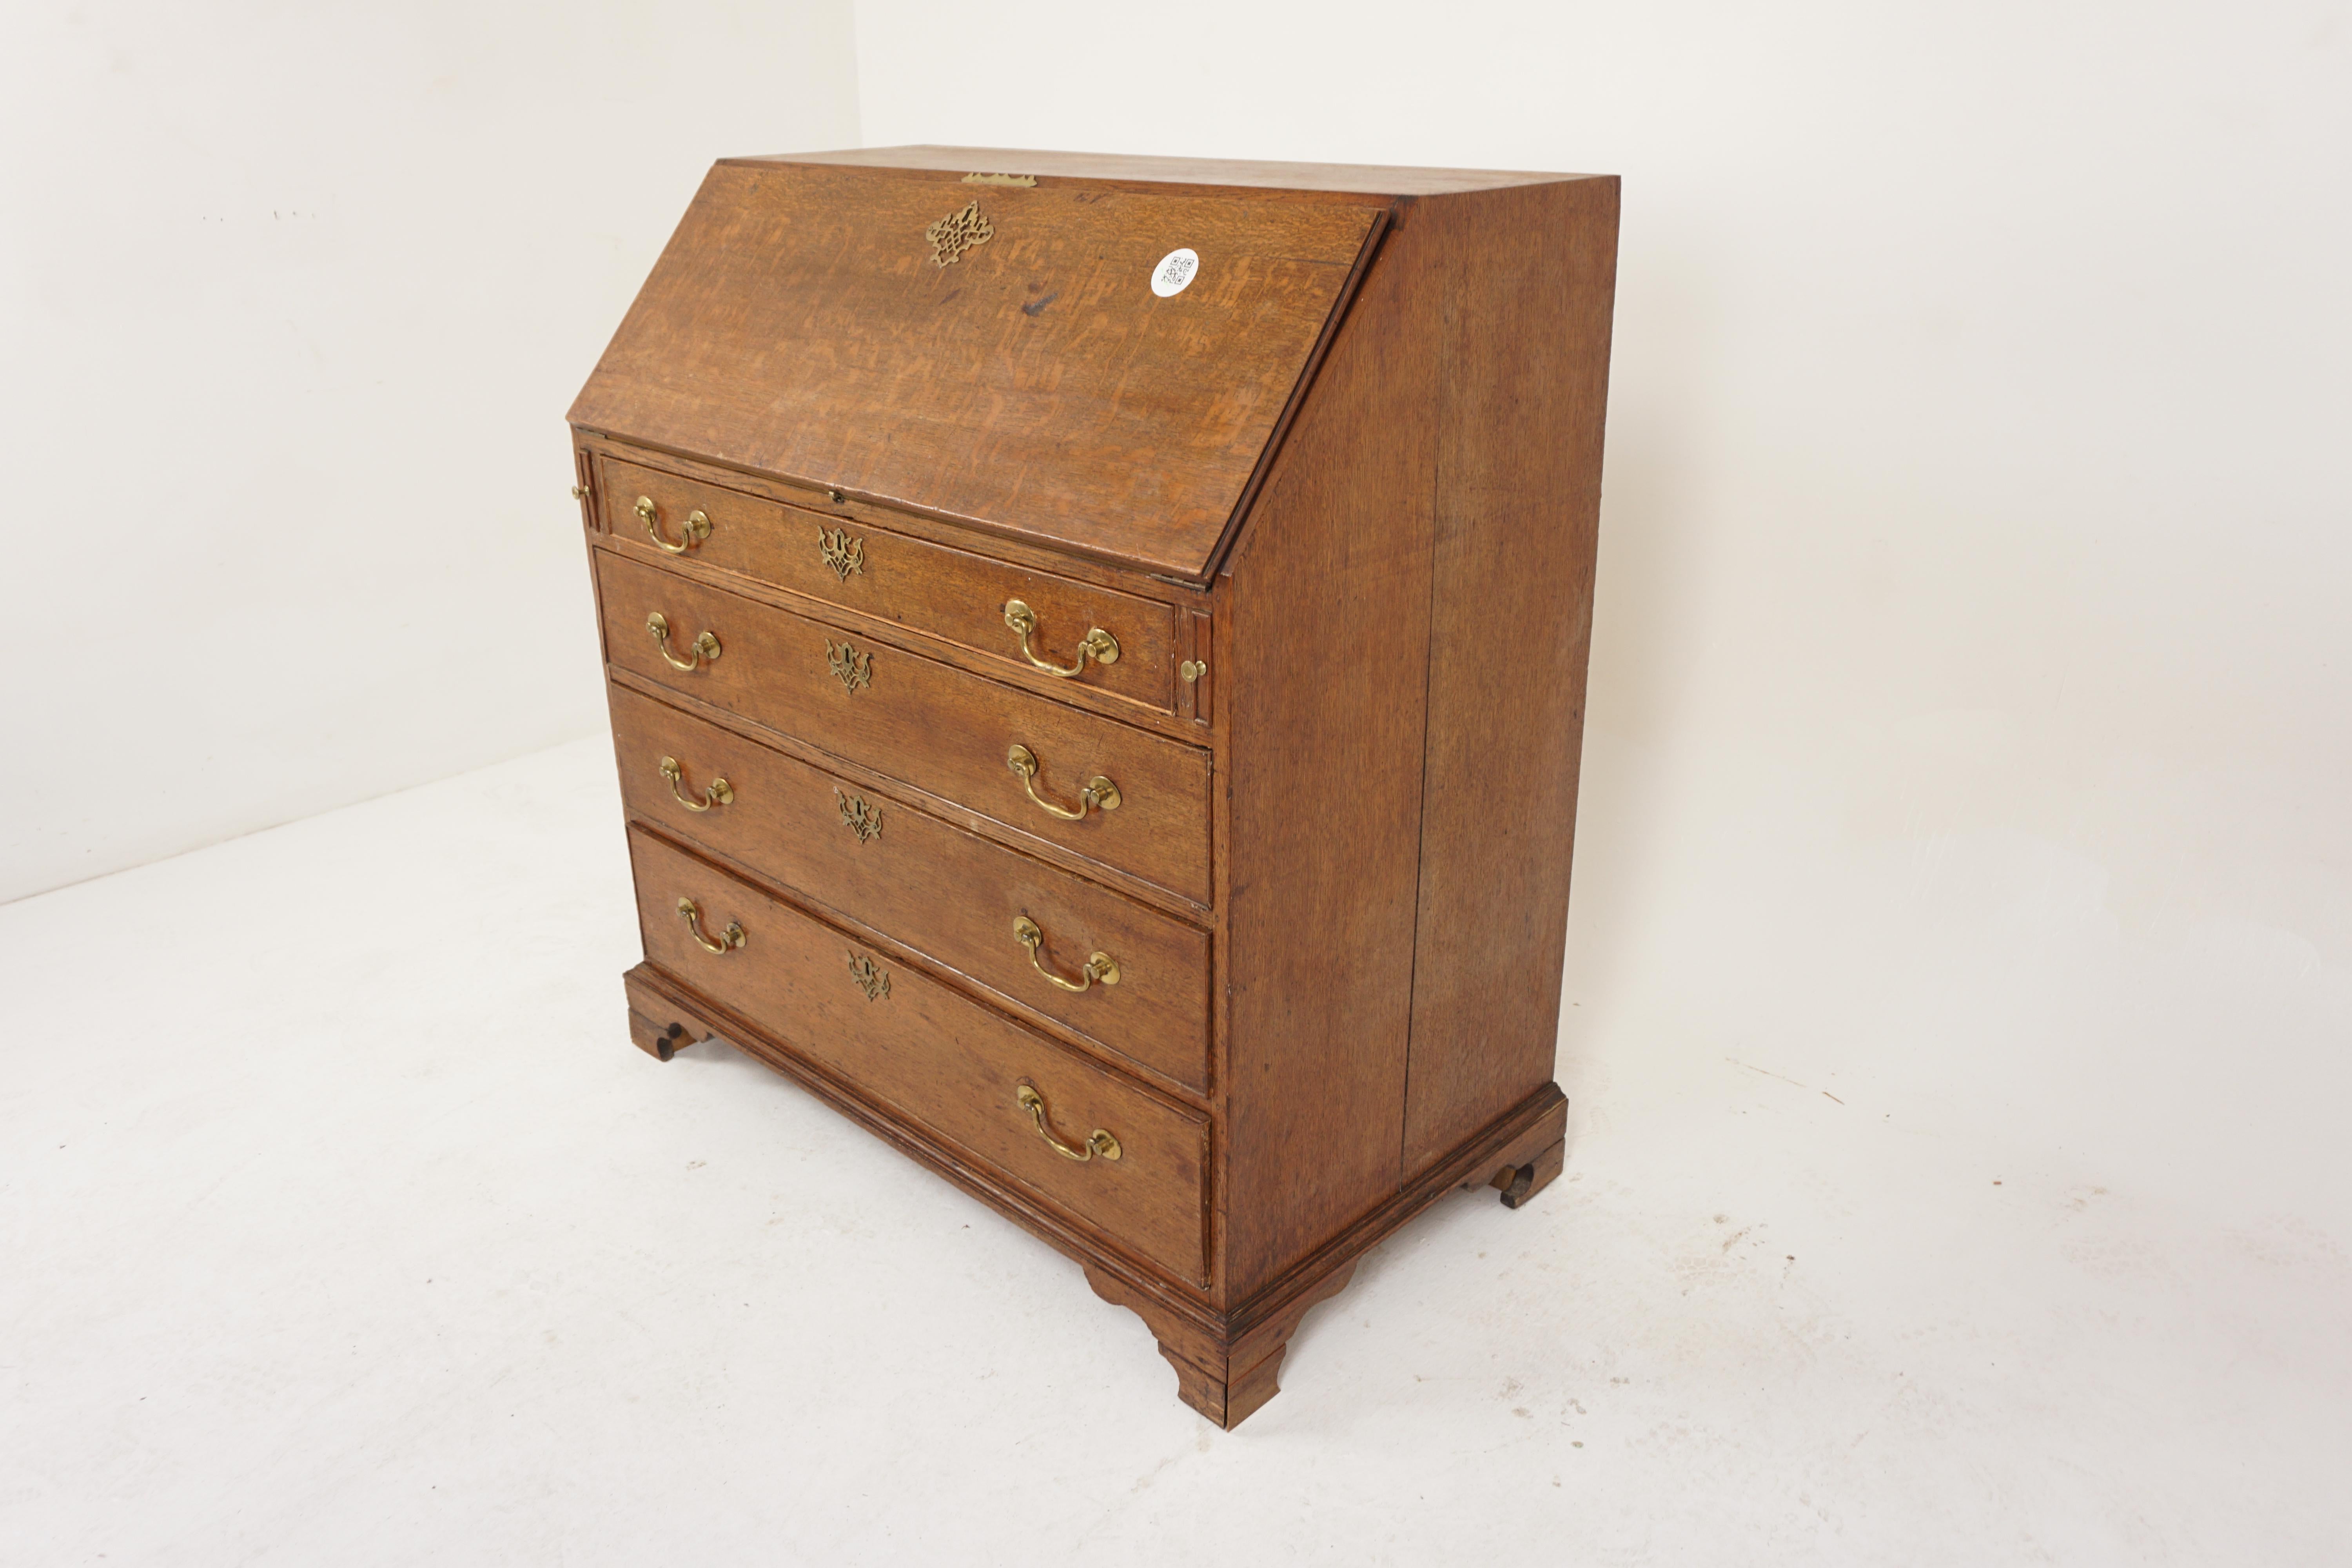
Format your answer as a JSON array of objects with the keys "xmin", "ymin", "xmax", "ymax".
[
  {"xmin": 608, "ymin": 683, "xmax": 1211, "ymax": 1095},
  {"xmin": 630, "ymin": 828, "xmax": 1207, "ymax": 1281},
  {"xmin": 1401, "ymin": 177, "xmax": 1618, "ymax": 1169},
  {"xmin": 577, "ymin": 149, "xmax": 1617, "ymax": 1426},
  {"xmin": 595, "ymin": 549, "xmax": 1212, "ymax": 904},
  {"xmin": 1213, "ymin": 196, "xmax": 1438, "ymax": 1302},
  {"xmin": 570, "ymin": 162, "xmax": 1380, "ymax": 581},
  {"xmin": 599, "ymin": 454, "xmax": 1181, "ymax": 711}
]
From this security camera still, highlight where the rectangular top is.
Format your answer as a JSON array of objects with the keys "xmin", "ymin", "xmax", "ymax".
[{"xmin": 746, "ymin": 145, "xmax": 1592, "ymax": 199}]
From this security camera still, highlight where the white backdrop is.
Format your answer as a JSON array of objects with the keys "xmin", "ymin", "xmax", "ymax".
[
  {"xmin": 850, "ymin": 2, "xmax": 2352, "ymax": 1218},
  {"xmin": 7, "ymin": 2, "xmax": 2347, "ymax": 1224},
  {"xmin": 0, "ymin": 0, "xmax": 860, "ymax": 901}
]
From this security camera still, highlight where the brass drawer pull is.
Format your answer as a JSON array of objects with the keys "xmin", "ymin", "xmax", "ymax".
[
  {"xmin": 1005, "ymin": 745, "xmax": 1120, "ymax": 821},
  {"xmin": 1013, "ymin": 916, "xmax": 1119, "ymax": 992},
  {"xmin": 1015, "ymin": 1083, "xmax": 1121, "ymax": 1162},
  {"xmin": 646, "ymin": 612, "xmax": 720, "ymax": 670},
  {"xmin": 675, "ymin": 897, "xmax": 744, "ymax": 955},
  {"xmin": 636, "ymin": 495, "xmax": 711, "ymax": 555},
  {"xmin": 659, "ymin": 756, "xmax": 733, "ymax": 812},
  {"xmin": 1004, "ymin": 599, "xmax": 1119, "ymax": 678}
]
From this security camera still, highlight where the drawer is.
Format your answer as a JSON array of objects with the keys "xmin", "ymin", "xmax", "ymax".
[
  {"xmin": 609, "ymin": 685, "xmax": 1210, "ymax": 1094},
  {"xmin": 597, "ymin": 456, "xmax": 1180, "ymax": 711},
  {"xmin": 598, "ymin": 550, "xmax": 1211, "ymax": 906},
  {"xmin": 632, "ymin": 828, "xmax": 1206, "ymax": 1281}
]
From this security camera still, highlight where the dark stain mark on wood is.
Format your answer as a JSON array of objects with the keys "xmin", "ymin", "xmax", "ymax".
[{"xmin": 1023, "ymin": 289, "xmax": 1061, "ymax": 318}]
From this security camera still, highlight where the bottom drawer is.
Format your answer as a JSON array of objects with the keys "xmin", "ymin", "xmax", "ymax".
[{"xmin": 630, "ymin": 826, "xmax": 1207, "ymax": 1282}]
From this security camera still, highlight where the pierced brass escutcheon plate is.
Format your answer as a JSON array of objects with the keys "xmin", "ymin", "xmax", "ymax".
[
  {"xmin": 847, "ymin": 951, "xmax": 891, "ymax": 1001},
  {"xmin": 826, "ymin": 639, "xmax": 874, "ymax": 694},
  {"xmin": 925, "ymin": 200, "xmax": 993, "ymax": 267},
  {"xmin": 835, "ymin": 787, "xmax": 883, "ymax": 843},
  {"xmin": 817, "ymin": 524, "xmax": 865, "ymax": 581}
]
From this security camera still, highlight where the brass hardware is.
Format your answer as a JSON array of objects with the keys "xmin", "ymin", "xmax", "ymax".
[
  {"xmin": 570, "ymin": 483, "xmax": 588, "ymax": 500},
  {"xmin": 1005, "ymin": 745, "xmax": 1120, "ymax": 821},
  {"xmin": 835, "ymin": 787, "xmax": 883, "ymax": 842},
  {"xmin": 646, "ymin": 612, "xmax": 720, "ymax": 671},
  {"xmin": 1015, "ymin": 1084, "xmax": 1121, "ymax": 1162},
  {"xmin": 826, "ymin": 639, "xmax": 873, "ymax": 693},
  {"xmin": 676, "ymin": 897, "xmax": 744, "ymax": 955},
  {"xmin": 847, "ymin": 952, "xmax": 891, "ymax": 1001},
  {"xmin": 1013, "ymin": 916, "xmax": 1120, "ymax": 992},
  {"xmin": 635, "ymin": 494, "xmax": 710, "ymax": 555},
  {"xmin": 826, "ymin": 488, "xmax": 847, "ymax": 506},
  {"xmin": 817, "ymin": 525, "xmax": 865, "ymax": 581},
  {"xmin": 658, "ymin": 756, "xmax": 733, "ymax": 812},
  {"xmin": 1003, "ymin": 600, "xmax": 1119, "ymax": 678},
  {"xmin": 925, "ymin": 200, "xmax": 993, "ymax": 266},
  {"xmin": 963, "ymin": 172, "xmax": 1037, "ymax": 187},
  {"xmin": 1180, "ymin": 659, "xmax": 1207, "ymax": 683}
]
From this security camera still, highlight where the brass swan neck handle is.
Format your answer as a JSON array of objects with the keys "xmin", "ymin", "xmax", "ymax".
[
  {"xmin": 1013, "ymin": 916, "xmax": 1120, "ymax": 992},
  {"xmin": 675, "ymin": 897, "xmax": 744, "ymax": 955},
  {"xmin": 1003, "ymin": 600, "xmax": 1118, "ymax": 678},
  {"xmin": 1015, "ymin": 1084, "xmax": 1121, "ymax": 1162},
  {"xmin": 646, "ymin": 612, "xmax": 720, "ymax": 671},
  {"xmin": 1005, "ymin": 745, "xmax": 1119, "ymax": 821},
  {"xmin": 659, "ymin": 756, "xmax": 733, "ymax": 812},
  {"xmin": 636, "ymin": 495, "xmax": 711, "ymax": 554}
]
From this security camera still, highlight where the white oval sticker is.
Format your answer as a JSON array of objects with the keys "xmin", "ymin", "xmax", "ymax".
[{"xmin": 1151, "ymin": 248, "xmax": 1199, "ymax": 298}]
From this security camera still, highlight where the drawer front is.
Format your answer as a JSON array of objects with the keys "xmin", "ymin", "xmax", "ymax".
[
  {"xmin": 632, "ymin": 828, "xmax": 1206, "ymax": 1281},
  {"xmin": 598, "ymin": 456, "xmax": 1179, "ymax": 711},
  {"xmin": 598, "ymin": 550, "xmax": 1211, "ymax": 905},
  {"xmin": 610, "ymin": 685, "xmax": 1210, "ymax": 1094}
]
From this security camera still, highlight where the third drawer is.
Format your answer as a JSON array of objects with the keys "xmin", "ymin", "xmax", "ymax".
[{"xmin": 610, "ymin": 682, "xmax": 1211, "ymax": 1096}]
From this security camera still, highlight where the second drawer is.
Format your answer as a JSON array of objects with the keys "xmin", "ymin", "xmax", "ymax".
[{"xmin": 610, "ymin": 684, "xmax": 1210, "ymax": 1095}]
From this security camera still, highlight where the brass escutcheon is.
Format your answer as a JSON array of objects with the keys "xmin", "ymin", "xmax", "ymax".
[
  {"xmin": 1005, "ymin": 744, "xmax": 1119, "ymax": 821},
  {"xmin": 1015, "ymin": 1083, "xmax": 1120, "ymax": 1162},
  {"xmin": 636, "ymin": 495, "xmax": 711, "ymax": 555},
  {"xmin": 1003, "ymin": 599, "xmax": 1118, "ymax": 678},
  {"xmin": 817, "ymin": 524, "xmax": 865, "ymax": 581},
  {"xmin": 675, "ymin": 897, "xmax": 744, "ymax": 955},
  {"xmin": 826, "ymin": 639, "xmax": 873, "ymax": 693},
  {"xmin": 925, "ymin": 200, "xmax": 993, "ymax": 266},
  {"xmin": 1013, "ymin": 916, "xmax": 1119, "ymax": 993},
  {"xmin": 847, "ymin": 951, "xmax": 891, "ymax": 1001},
  {"xmin": 834, "ymin": 787, "xmax": 883, "ymax": 842},
  {"xmin": 647, "ymin": 612, "xmax": 721, "ymax": 671},
  {"xmin": 658, "ymin": 756, "xmax": 733, "ymax": 812}
]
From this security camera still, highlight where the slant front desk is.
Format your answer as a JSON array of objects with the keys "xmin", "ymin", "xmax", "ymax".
[{"xmin": 567, "ymin": 147, "xmax": 1619, "ymax": 1427}]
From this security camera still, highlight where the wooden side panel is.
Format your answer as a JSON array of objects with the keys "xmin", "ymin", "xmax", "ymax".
[
  {"xmin": 1401, "ymin": 179, "xmax": 1620, "ymax": 1171},
  {"xmin": 1219, "ymin": 209, "xmax": 1439, "ymax": 1301}
]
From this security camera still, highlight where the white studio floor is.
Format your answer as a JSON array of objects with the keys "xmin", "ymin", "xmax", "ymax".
[{"xmin": 5, "ymin": 736, "xmax": 2347, "ymax": 1565}]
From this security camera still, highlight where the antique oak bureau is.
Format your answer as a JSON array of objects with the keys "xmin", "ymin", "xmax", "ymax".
[{"xmin": 568, "ymin": 147, "xmax": 1618, "ymax": 1427}]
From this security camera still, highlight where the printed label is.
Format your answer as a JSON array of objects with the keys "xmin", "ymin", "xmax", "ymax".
[{"xmin": 1151, "ymin": 248, "xmax": 1199, "ymax": 298}]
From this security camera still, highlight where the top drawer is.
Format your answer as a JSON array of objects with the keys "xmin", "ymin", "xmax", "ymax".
[{"xmin": 595, "ymin": 456, "xmax": 1178, "ymax": 712}]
